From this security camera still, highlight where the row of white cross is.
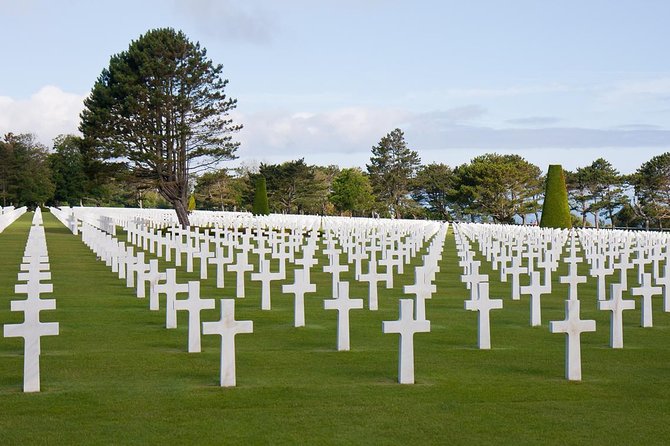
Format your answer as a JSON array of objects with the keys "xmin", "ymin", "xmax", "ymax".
[
  {"xmin": 3, "ymin": 208, "xmax": 59, "ymax": 392},
  {"xmin": 0, "ymin": 206, "xmax": 27, "ymax": 233},
  {"xmin": 52, "ymin": 206, "xmax": 447, "ymax": 385},
  {"xmin": 455, "ymin": 222, "xmax": 670, "ymax": 381}
]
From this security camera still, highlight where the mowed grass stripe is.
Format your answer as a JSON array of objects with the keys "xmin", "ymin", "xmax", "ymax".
[{"xmin": 0, "ymin": 212, "xmax": 669, "ymax": 444}]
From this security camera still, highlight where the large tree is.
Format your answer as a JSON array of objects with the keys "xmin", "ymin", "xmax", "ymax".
[
  {"xmin": 330, "ymin": 168, "xmax": 374, "ymax": 216},
  {"xmin": 0, "ymin": 133, "xmax": 54, "ymax": 207},
  {"xmin": 80, "ymin": 28, "xmax": 241, "ymax": 227},
  {"xmin": 453, "ymin": 153, "xmax": 542, "ymax": 223},
  {"xmin": 629, "ymin": 152, "xmax": 670, "ymax": 229},
  {"xmin": 366, "ymin": 128, "xmax": 421, "ymax": 218},
  {"xmin": 49, "ymin": 135, "xmax": 87, "ymax": 206},
  {"xmin": 411, "ymin": 163, "xmax": 456, "ymax": 220}
]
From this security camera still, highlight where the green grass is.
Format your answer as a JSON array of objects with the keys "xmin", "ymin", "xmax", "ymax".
[{"xmin": 1, "ymin": 212, "xmax": 670, "ymax": 444}]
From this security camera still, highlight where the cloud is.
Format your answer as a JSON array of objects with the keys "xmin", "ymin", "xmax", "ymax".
[
  {"xmin": 0, "ymin": 86, "xmax": 85, "ymax": 145},
  {"xmin": 172, "ymin": 0, "xmax": 277, "ymax": 44},
  {"xmin": 596, "ymin": 78, "xmax": 670, "ymax": 110},
  {"xmin": 506, "ymin": 116, "xmax": 561, "ymax": 126}
]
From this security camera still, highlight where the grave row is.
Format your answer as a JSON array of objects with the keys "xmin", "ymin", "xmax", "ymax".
[
  {"xmin": 52, "ymin": 206, "xmax": 447, "ymax": 385},
  {"xmin": 454, "ymin": 222, "xmax": 670, "ymax": 380},
  {"xmin": 0, "ymin": 206, "xmax": 27, "ymax": 233},
  {"xmin": 3, "ymin": 208, "xmax": 59, "ymax": 392}
]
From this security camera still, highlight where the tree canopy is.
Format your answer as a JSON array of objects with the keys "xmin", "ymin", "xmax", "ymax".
[{"xmin": 79, "ymin": 28, "xmax": 241, "ymax": 227}]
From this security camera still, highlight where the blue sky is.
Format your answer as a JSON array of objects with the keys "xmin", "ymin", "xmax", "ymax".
[{"xmin": 1, "ymin": 0, "xmax": 669, "ymax": 173}]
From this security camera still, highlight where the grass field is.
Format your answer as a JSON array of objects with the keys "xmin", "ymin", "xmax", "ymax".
[{"xmin": 1, "ymin": 212, "xmax": 670, "ymax": 445}]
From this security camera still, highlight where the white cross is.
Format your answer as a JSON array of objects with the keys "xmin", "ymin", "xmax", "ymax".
[
  {"xmin": 250, "ymin": 258, "xmax": 285, "ymax": 310},
  {"xmin": 227, "ymin": 251, "xmax": 253, "ymax": 298},
  {"xmin": 153, "ymin": 268, "xmax": 189, "ymax": 329},
  {"xmin": 323, "ymin": 251, "xmax": 348, "ymax": 299},
  {"xmin": 631, "ymin": 272, "xmax": 662, "ymax": 328},
  {"xmin": 202, "ymin": 299, "xmax": 253, "ymax": 387},
  {"xmin": 209, "ymin": 244, "xmax": 234, "ymax": 289},
  {"xmin": 404, "ymin": 266, "xmax": 436, "ymax": 321},
  {"xmin": 560, "ymin": 260, "xmax": 587, "ymax": 301},
  {"xmin": 173, "ymin": 281, "xmax": 215, "ymax": 352},
  {"xmin": 4, "ymin": 299, "xmax": 59, "ymax": 392},
  {"xmin": 549, "ymin": 299, "xmax": 596, "ymax": 381},
  {"xmin": 282, "ymin": 268, "xmax": 316, "ymax": 327},
  {"xmin": 598, "ymin": 283, "xmax": 635, "ymax": 348},
  {"xmin": 464, "ymin": 282, "xmax": 503, "ymax": 349},
  {"xmin": 359, "ymin": 251, "xmax": 384, "ymax": 311},
  {"xmin": 590, "ymin": 254, "xmax": 614, "ymax": 301},
  {"xmin": 382, "ymin": 299, "xmax": 431, "ymax": 384},
  {"xmin": 656, "ymin": 262, "xmax": 670, "ymax": 312},
  {"xmin": 519, "ymin": 270, "xmax": 550, "ymax": 327},
  {"xmin": 323, "ymin": 282, "xmax": 364, "ymax": 351},
  {"xmin": 505, "ymin": 257, "xmax": 527, "ymax": 300}
]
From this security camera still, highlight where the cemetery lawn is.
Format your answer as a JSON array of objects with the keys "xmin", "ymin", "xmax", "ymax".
[{"xmin": 2, "ymin": 212, "xmax": 670, "ymax": 445}]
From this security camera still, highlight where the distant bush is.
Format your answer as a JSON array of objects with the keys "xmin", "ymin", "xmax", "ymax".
[
  {"xmin": 252, "ymin": 176, "xmax": 270, "ymax": 215},
  {"xmin": 540, "ymin": 165, "xmax": 571, "ymax": 229}
]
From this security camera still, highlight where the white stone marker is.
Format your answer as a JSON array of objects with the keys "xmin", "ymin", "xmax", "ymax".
[
  {"xmin": 549, "ymin": 299, "xmax": 596, "ymax": 381},
  {"xmin": 506, "ymin": 257, "xmax": 527, "ymax": 300},
  {"xmin": 202, "ymin": 299, "xmax": 253, "ymax": 387},
  {"xmin": 250, "ymin": 258, "xmax": 285, "ymax": 310},
  {"xmin": 382, "ymin": 299, "xmax": 431, "ymax": 384},
  {"xmin": 154, "ymin": 268, "xmax": 189, "ymax": 329},
  {"xmin": 631, "ymin": 272, "xmax": 662, "ymax": 328},
  {"xmin": 227, "ymin": 251, "xmax": 253, "ymax": 298},
  {"xmin": 598, "ymin": 283, "xmax": 635, "ymax": 348},
  {"xmin": 282, "ymin": 268, "xmax": 316, "ymax": 327},
  {"xmin": 358, "ymin": 252, "xmax": 383, "ymax": 310},
  {"xmin": 174, "ymin": 281, "xmax": 215, "ymax": 352},
  {"xmin": 464, "ymin": 282, "xmax": 503, "ymax": 349},
  {"xmin": 4, "ymin": 299, "xmax": 59, "ymax": 392},
  {"xmin": 519, "ymin": 270, "xmax": 550, "ymax": 327},
  {"xmin": 323, "ymin": 282, "xmax": 364, "ymax": 351},
  {"xmin": 656, "ymin": 262, "xmax": 670, "ymax": 312}
]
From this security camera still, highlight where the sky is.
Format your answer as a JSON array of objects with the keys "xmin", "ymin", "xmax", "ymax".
[{"xmin": 1, "ymin": 0, "xmax": 669, "ymax": 174}]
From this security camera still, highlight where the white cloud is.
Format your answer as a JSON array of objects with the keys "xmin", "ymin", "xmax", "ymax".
[
  {"xmin": 0, "ymin": 86, "xmax": 85, "ymax": 146},
  {"xmin": 172, "ymin": 0, "xmax": 277, "ymax": 44}
]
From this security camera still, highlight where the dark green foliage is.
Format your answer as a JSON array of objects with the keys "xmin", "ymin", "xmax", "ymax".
[
  {"xmin": 453, "ymin": 154, "xmax": 542, "ymax": 223},
  {"xmin": 540, "ymin": 164, "xmax": 572, "ymax": 228},
  {"xmin": 252, "ymin": 176, "xmax": 270, "ymax": 215},
  {"xmin": 329, "ymin": 168, "xmax": 374, "ymax": 216},
  {"xmin": 0, "ymin": 133, "xmax": 54, "ymax": 207},
  {"xmin": 194, "ymin": 169, "xmax": 248, "ymax": 211},
  {"xmin": 80, "ymin": 28, "xmax": 241, "ymax": 227},
  {"xmin": 411, "ymin": 163, "xmax": 456, "ymax": 220},
  {"xmin": 366, "ymin": 128, "xmax": 421, "ymax": 218},
  {"xmin": 48, "ymin": 135, "xmax": 87, "ymax": 206},
  {"xmin": 629, "ymin": 152, "xmax": 670, "ymax": 229}
]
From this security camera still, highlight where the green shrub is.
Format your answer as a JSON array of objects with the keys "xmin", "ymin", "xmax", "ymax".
[
  {"xmin": 252, "ymin": 176, "xmax": 270, "ymax": 215},
  {"xmin": 540, "ymin": 165, "xmax": 571, "ymax": 228}
]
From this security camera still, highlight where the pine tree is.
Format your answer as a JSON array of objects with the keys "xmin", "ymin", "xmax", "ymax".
[{"xmin": 366, "ymin": 128, "xmax": 420, "ymax": 218}]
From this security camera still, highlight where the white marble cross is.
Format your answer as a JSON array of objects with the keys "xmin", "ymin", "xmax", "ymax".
[
  {"xmin": 358, "ymin": 251, "xmax": 384, "ymax": 311},
  {"xmin": 282, "ymin": 268, "xmax": 316, "ymax": 327},
  {"xmin": 323, "ymin": 281, "xmax": 364, "ymax": 351},
  {"xmin": 549, "ymin": 299, "xmax": 596, "ymax": 381},
  {"xmin": 519, "ymin": 270, "xmax": 550, "ymax": 327},
  {"xmin": 464, "ymin": 282, "xmax": 503, "ymax": 349},
  {"xmin": 202, "ymin": 299, "xmax": 253, "ymax": 387},
  {"xmin": 173, "ymin": 281, "xmax": 215, "ymax": 352},
  {"xmin": 656, "ymin": 262, "xmax": 670, "ymax": 312},
  {"xmin": 506, "ymin": 257, "xmax": 527, "ymax": 300},
  {"xmin": 598, "ymin": 283, "xmax": 635, "ymax": 348},
  {"xmin": 323, "ymin": 250, "xmax": 348, "ymax": 299},
  {"xmin": 250, "ymin": 258, "xmax": 285, "ymax": 310},
  {"xmin": 631, "ymin": 272, "xmax": 661, "ymax": 328},
  {"xmin": 404, "ymin": 266, "xmax": 436, "ymax": 321},
  {"xmin": 153, "ymin": 268, "xmax": 189, "ymax": 328},
  {"xmin": 4, "ymin": 299, "xmax": 59, "ymax": 392},
  {"xmin": 209, "ymin": 244, "xmax": 234, "ymax": 289},
  {"xmin": 382, "ymin": 299, "xmax": 431, "ymax": 384},
  {"xmin": 560, "ymin": 259, "xmax": 587, "ymax": 301},
  {"xmin": 227, "ymin": 251, "xmax": 253, "ymax": 298}
]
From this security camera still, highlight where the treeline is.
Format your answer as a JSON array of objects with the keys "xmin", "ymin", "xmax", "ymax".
[{"xmin": 1, "ymin": 129, "xmax": 668, "ymax": 229}]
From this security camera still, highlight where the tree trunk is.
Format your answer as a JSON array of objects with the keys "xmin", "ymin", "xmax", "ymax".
[{"xmin": 173, "ymin": 198, "xmax": 190, "ymax": 228}]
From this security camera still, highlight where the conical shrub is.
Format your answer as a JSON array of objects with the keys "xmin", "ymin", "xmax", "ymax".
[
  {"xmin": 252, "ymin": 176, "xmax": 270, "ymax": 216},
  {"xmin": 540, "ymin": 164, "xmax": 571, "ymax": 228}
]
